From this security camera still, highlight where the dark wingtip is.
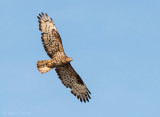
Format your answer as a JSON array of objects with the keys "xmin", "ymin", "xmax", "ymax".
[
  {"xmin": 45, "ymin": 13, "xmax": 48, "ymax": 17},
  {"xmin": 83, "ymin": 98, "xmax": 86, "ymax": 103},
  {"xmin": 87, "ymin": 88, "xmax": 91, "ymax": 94},
  {"xmin": 37, "ymin": 16, "xmax": 40, "ymax": 20},
  {"xmin": 86, "ymin": 97, "xmax": 89, "ymax": 102},
  {"xmin": 80, "ymin": 98, "xmax": 82, "ymax": 102},
  {"xmin": 87, "ymin": 93, "xmax": 91, "ymax": 99},
  {"xmin": 39, "ymin": 13, "xmax": 42, "ymax": 17}
]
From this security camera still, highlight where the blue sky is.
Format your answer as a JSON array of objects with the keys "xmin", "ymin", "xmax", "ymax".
[{"xmin": 0, "ymin": 0, "xmax": 160, "ymax": 117}]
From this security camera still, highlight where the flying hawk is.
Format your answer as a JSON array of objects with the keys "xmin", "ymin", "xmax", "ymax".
[{"xmin": 37, "ymin": 13, "xmax": 91, "ymax": 102}]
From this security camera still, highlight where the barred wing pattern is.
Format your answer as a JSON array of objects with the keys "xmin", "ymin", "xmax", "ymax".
[
  {"xmin": 37, "ymin": 13, "xmax": 64, "ymax": 58},
  {"xmin": 55, "ymin": 63, "xmax": 91, "ymax": 102}
]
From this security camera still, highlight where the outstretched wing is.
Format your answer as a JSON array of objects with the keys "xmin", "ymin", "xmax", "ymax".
[
  {"xmin": 37, "ymin": 13, "xmax": 64, "ymax": 58},
  {"xmin": 55, "ymin": 63, "xmax": 91, "ymax": 102}
]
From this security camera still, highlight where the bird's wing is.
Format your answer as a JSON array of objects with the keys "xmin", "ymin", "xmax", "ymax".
[
  {"xmin": 55, "ymin": 63, "xmax": 91, "ymax": 102},
  {"xmin": 37, "ymin": 13, "xmax": 64, "ymax": 58}
]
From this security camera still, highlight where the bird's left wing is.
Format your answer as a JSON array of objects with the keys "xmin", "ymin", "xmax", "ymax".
[
  {"xmin": 55, "ymin": 63, "xmax": 91, "ymax": 102},
  {"xmin": 37, "ymin": 13, "xmax": 64, "ymax": 58}
]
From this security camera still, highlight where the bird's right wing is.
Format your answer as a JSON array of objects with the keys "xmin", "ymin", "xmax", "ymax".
[
  {"xmin": 37, "ymin": 13, "xmax": 64, "ymax": 58},
  {"xmin": 55, "ymin": 63, "xmax": 91, "ymax": 102}
]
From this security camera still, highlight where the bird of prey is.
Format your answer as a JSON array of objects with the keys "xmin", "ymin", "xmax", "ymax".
[{"xmin": 37, "ymin": 13, "xmax": 91, "ymax": 102}]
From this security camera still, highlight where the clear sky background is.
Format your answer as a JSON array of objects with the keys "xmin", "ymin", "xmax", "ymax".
[{"xmin": 0, "ymin": 0, "xmax": 160, "ymax": 117}]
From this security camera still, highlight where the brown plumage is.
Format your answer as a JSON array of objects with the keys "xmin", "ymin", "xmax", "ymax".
[{"xmin": 37, "ymin": 12, "xmax": 91, "ymax": 102}]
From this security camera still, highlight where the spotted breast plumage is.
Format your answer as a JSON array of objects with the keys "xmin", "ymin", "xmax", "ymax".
[{"xmin": 37, "ymin": 13, "xmax": 91, "ymax": 102}]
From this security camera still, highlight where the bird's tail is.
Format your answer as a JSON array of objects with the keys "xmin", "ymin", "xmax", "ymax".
[{"xmin": 37, "ymin": 60, "xmax": 54, "ymax": 74}]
